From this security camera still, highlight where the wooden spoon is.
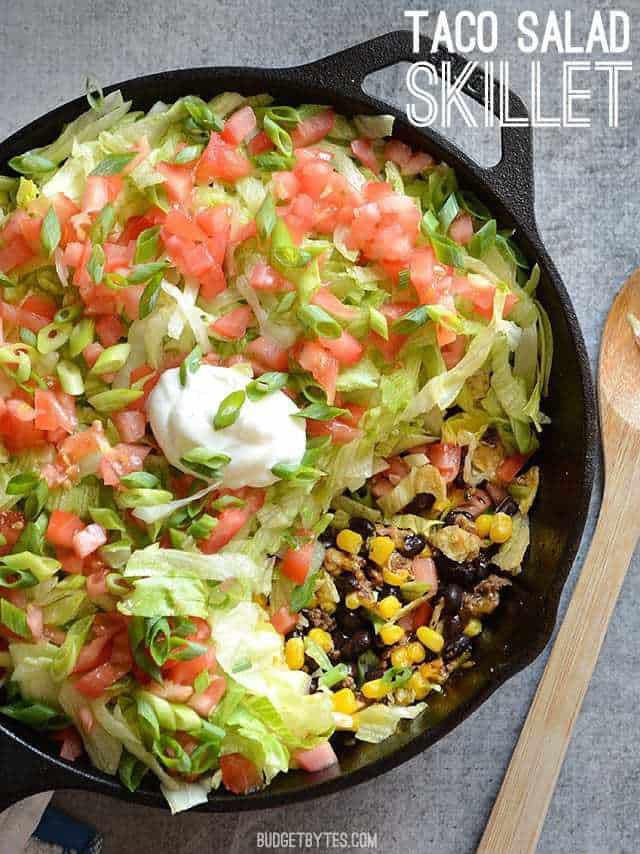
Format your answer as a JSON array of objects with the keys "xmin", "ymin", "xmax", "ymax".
[{"xmin": 478, "ymin": 268, "xmax": 640, "ymax": 854}]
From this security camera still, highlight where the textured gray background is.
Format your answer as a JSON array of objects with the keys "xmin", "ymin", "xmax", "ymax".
[{"xmin": 1, "ymin": 0, "xmax": 639, "ymax": 851}]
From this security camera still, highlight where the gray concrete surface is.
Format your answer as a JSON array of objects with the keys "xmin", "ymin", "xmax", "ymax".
[{"xmin": 0, "ymin": 0, "xmax": 638, "ymax": 851}]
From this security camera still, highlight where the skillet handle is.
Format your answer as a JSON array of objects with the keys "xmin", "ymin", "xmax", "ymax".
[{"xmin": 298, "ymin": 30, "xmax": 535, "ymax": 225}]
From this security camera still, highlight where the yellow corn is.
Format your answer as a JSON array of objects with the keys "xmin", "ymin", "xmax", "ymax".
[
  {"xmin": 332, "ymin": 688, "xmax": 358, "ymax": 715},
  {"xmin": 369, "ymin": 536, "xmax": 395, "ymax": 566},
  {"xmin": 475, "ymin": 513, "xmax": 493, "ymax": 538},
  {"xmin": 336, "ymin": 529, "xmax": 363, "ymax": 555},
  {"xmin": 407, "ymin": 641, "xmax": 426, "ymax": 663},
  {"xmin": 417, "ymin": 626, "xmax": 445, "ymax": 653},
  {"xmin": 464, "ymin": 617, "xmax": 483, "ymax": 637},
  {"xmin": 408, "ymin": 671, "xmax": 431, "ymax": 700},
  {"xmin": 383, "ymin": 566, "xmax": 410, "ymax": 586},
  {"xmin": 308, "ymin": 627, "xmax": 333, "ymax": 652},
  {"xmin": 390, "ymin": 646, "xmax": 412, "ymax": 668},
  {"xmin": 285, "ymin": 637, "xmax": 305, "ymax": 670},
  {"xmin": 361, "ymin": 679, "xmax": 390, "ymax": 700},
  {"xmin": 345, "ymin": 592, "xmax": 360, "ymax": 610},
  {"xmin": 380, "ymin": 623, "xmax": 405, "ymax": 645},
  {"xmin": 377, "ymin": 594, "xmax": 401, "ymax": 621},
  {"xmin": 490, "ymin": 512, "xmax": 513, "ymax": 543}
]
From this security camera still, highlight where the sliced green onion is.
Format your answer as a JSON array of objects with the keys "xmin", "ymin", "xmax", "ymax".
[
  {"xmin": 173, "ymin": 144, "xmax": 203, "ymax": 165},
  {"xmin": 88, "ymin": 388, "xmax": 144, "ymax": 413},
  {"xmin": 318, "ymin": 663, "xmax": 350, "ymax": 689},
  {"xmin": 8, "ymin": 153, "xmax": 55, "ymax": 176},
  {"xmin": 120, "ymin": 471, "xmax": 160, "ymax": 489},
  {"xmin": 87, "ymin": 243, "xmax": 105, "ymax": 284},
  {"xmin": 37, "ymin": 321, "xmax": 71, "ymax": 354},
  {"xmin": 293, "ymin": 403, "xmax": 348, "ymax": 421},
  {"xmin": 127, "ymin": 260, "xmax": 167, "ymax": 284},
  {"xmin": 90, "ymin": 342, "xmax": 130, "ymax": 375},
  {"xmin": 69, "ymin": 317, "xmax": 95, "ymax": 358},
  {"xmin": 134, "ymin": 226, "xmax": 160, "ymax": 265},
  {"xmin": 90, "ymin": 152, "xmax": 135, "ymax": 176},
  {"xmin": 40, "ymin": 206, "xmax": 61, "ymax": 257},
  {"xmin": 213, "ymin": 389, "xmax": 245, "ymax": 430},
  {"xmin": 90, "ymin": 203, "xmax": 116, "ymax": 244},
  {"xmin": 56, "ymin": 359, "xmax": 85, "ymax": 395},
  {"xmin": 263, "ymin": 116, "xmax": 293, "ymax": 157},
  {"xmin": 89, "ymin": 507, "xmax": 126, "ymax": 531},
  {"xmin": 138, "ymin": 273, "xmax": 163, "ymax": 319},
  {"xmin": 245, "ymin": 371, "xmax": 288, "ymax": 401},
  {"xmin": 256, "ymin": 193, "xmax": 276, "ymax": 241},
  {"xmin": 369, "ymin": 306, "xmax": 389, "ymax": 340},
  {"xmin": 297, "ymin": 304, "xmax": 342, "ymax": 339},
  {"xmin": 179, "ymin": 345, "xmax": 202, "ymax": 386},
  {"xmin": 0, "ymin": 598, "xmax": 29, "ymax": 637}
]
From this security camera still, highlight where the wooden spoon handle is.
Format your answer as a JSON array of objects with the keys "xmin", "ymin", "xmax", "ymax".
[{"xmin": 478, "ymin": 434, "xmax": 640, "ymax": 853}]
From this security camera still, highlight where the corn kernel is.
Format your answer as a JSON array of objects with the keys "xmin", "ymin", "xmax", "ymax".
[
  {"xmin": 285, "ymin": 637, "xmax": 305, "ymax": 670},
  {"xmin": 336, "ymin": 528, "xmax": 363, "ymax": 555},
  {"xmin": 490, "ymin": 512, "xmax": 513, "ymax": 544},
  {"xmin": 332, "ymin": 688, "xmax": 358, "ymax": 715},
  {"xmin": 377, "ymin": 595, "xmax": 401, "ymax": 621},
  {"xmin": 407, "ymin": 641, "xmax": 426, "ymax": 663},
  {"xmin": 464, "ymin": 617, "xmax": 483, "ymax": 637},
  {"xmin": 308, "ymin": 627, "xmax": 333, "ymax": 652},
  {"xmin": 417, "ymin": 626, "xmax": 445, "ymax": 653},
  {"xmin": 345, "ymin": 592, "xmax": 360, "ymax": 610},
  {"xmin": 475, "ymin": 513, "xmax": 493, "ymax": 538},
  {"xmin": 408, "ymin": 671, "xmax": 431, "ymax": 700},
  {"xmin": 383, "ymin": 566, "xmax": 410, "ymax": 586},
  {"xmin": 390, "ymin": 646, "xmax": 411, "ymax": 668},
  {"xmin": 369, "ymin": 536, "xmax": 395, "ymax": 566},
  {"xmin": 380, "ymin": 623, "xmax": 405, "ymax": 645},
  {"xmin": 361, "ymin": 678, "xmax": 390, "ymax": 700}
]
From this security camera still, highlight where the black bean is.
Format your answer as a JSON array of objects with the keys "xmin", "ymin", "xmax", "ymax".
[
  {"xmin": 496, "ymin": 497, "xmax": 519, "ymax": 516},
  {"xmin": 319, "ymin": 526, "xmax": 337, "ymax": 546},
  {"xmin": 340, "ymin": 629, "xmax": 373, "ymax": 661},
  {"xmin": 444, "ymin": 614, "xmax": 464, "ymax": 640},
  {"xmin": 335, "ymin": 606, "xmax": 366, "ymax": 635},
  {"xmin": 348, "ymin": 516, "xmax": 376, "ymax": 539},
  {"xmin": 443, "ymin": 634, "xmax": 472, "ymax": 662},
  {"xmin": 398, "ymin": 533, "xmax": 426, "ymax": 558},
  {"xmin": 442, "ymin": 583, "xmax": 464, "ymax": 614},
  {"xmin": 404, "ymin": 492, "xmax": 435, "ymax": 514}
]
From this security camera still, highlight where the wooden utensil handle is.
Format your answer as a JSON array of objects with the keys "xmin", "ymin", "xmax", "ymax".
[{"xmin": 478, "ymin": 447, "xmax": 640, "ymax": 853}]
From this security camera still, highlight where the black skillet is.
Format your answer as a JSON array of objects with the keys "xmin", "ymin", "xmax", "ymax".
[{"xmin": 0, "ymin": 30, "xmax": 597, "ymax": 812}]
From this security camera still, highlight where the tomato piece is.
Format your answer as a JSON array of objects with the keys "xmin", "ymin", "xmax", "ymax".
[
  {"xmin": 199, "ymin": 506, "xmax": 250, "ymax": 553},
  {"xmin": 294, "ymin": 743, "xmax": 338, "ymax": 772},
  {"xmin": 247, "ymin": 336, "xmax": 289, "ymax": 371},
  {"xmin": 112, "ymin": 410, "xmax": 146, "ymax": 443},
  {"xmin": 291, "ymin": 110, "xmax": 334, "ymax": 147},
  {"xmin": 270, "ymin": 607, "xmax": 298, "ymax": 635},
  {"xmin": 72, "ymin": 523, "xmax": 107, "ymax": 559},
  {"xmin": 221, "ymin": 106, "xmax": 257, "ymax": 146},
  {"xmin": 281, "ymin": 541, "xmax": 314, "ymax": 585},
  {"xmin": 319, "ymin": 330, "xmax": 363, "ymax": 367},
  {"xmin": 46, "ymin": 510, "xmax": 84, "ymax": 549},
  {"xmin": 426, "ymin": 442, "xmax": 461, "ymax": 483},
  {"xmin": 196, "ymin": 133, "xmax": 252, "ymax": 184},
  {"xmin": 297, "ymin": 342, "xmax": 339, "ymax": 404},
  {"xmin": 211, "ymin": 305, "xmax": 254, "ymax": 339},
  {"xmin": 496, "ymin": 453, "xmax": 528, "ymax": 483}
]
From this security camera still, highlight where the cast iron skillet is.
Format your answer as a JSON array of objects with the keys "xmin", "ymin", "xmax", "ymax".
[{"xmin": 0, "ymin": 30, "xmax": 596, "ymax": 811}]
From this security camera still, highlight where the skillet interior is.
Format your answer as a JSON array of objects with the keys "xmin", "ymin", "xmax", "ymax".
[{"xmin": 0, "ymin": 37, "xmax": 597, "ymax": 811}]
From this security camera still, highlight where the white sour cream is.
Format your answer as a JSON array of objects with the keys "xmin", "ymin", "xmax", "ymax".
[{"xmin": 147, "ymin": 365, "xmax": 306, "ymax": 489}]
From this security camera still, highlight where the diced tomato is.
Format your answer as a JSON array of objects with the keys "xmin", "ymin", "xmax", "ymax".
[
  {"xmin": 156, "ymin": 162, "xmax": 194, "ymax": 205},
  {"xmin": 73, "ymin": 635, "xmax": 113, "ymax": 673},
  {"xmin": 247, "ymin": 336, "xmax": 289, "ymax": 371},
  {"xmin": 196, "ymin": 133, "xmax": 252, "ymax": 184},
  {"xmin": 112, "ymin": 410, "xmax": 146, "ymax": 443},
  {"xmin": 0, "ymin": 510, "xmax": 25, "ymax": 556},
  {"xmin": 496, "ymin": 453, "xmax": 528, "ymax": 483},
  {"xmin": 211, "ymin": 305, "xmax": 254, "ymax": 339},
  {"xmin": 95, "ymin": 314, "xmax": 125, "ymax": 346},
  {"xmin": 166, "ymin": 646, "xmax": 216, "ymax": 686},
  {"xmin": 310, "ymin": 288, "xmax": 357, "ymax": 321},
  {"xmin": 199, "ymin": 506, "xmax": 250, "ymax": 553},
  {"xmin": 281, "ymin": 541, "xmax": 314, "ymax": 585},
  {"xmin": 72, "ymin": 523, "xmax": 107, "ymax": 559},
  {"xmin": 297, "ymin": 341, "xmax": 339, "ymax": 404},
  {"xmin": 0, "ymin": 300, "xmax": 50, "ymax": 333},
  {"xmin": 246, "ymin": 130, "xmax": 273, "ymax": 156},
  {"xmin": 270, "ymin": 607, "xmax": 298, "ymax": 635},
  {"xmin": 221, "ymin": 106, "xmax": 257, "ymax": 146},
  {"xmin": 319, "ymin": 330, "xmax": 363, "ymax": 367},
  {"xmin": 46, "ymin": 510, "xmax": 84, "ymax": 549},
  {"xmin": 426, "ymin": 442, "xmax": 461, "ymax": 483},
  {"xmin": 306, "ymin": 418, "xmax": 362, "ymax": 445},
  {"xmin": 220, "ymin": 753, "xmax": 261, "ymax": 795},
  {"xmin": 351, "ymin": 138, "xmax": 380, "ymax": 173},
  {"xmin": 412, "ymin": 557, "xmax": 438, "ymax": 597},
  {"xmin": 187, "ymin": 675, "xmax": 227, "ymax": 717},
  {"xmin": 34, "ymin": 389, "xmax": 77, "ymax": 434},
  {"xmin": 291, "ymin": 110, "xmax": 335, "ymax": 147},
  {"xmin": 294, "ymin": 743, "xmax": 338, "ymax": 773}
]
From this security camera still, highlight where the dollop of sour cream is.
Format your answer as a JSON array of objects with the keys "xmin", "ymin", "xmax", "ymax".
[{"xmin": 147, "ymin": 364, "xmax": 306, "ymax": 490}]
